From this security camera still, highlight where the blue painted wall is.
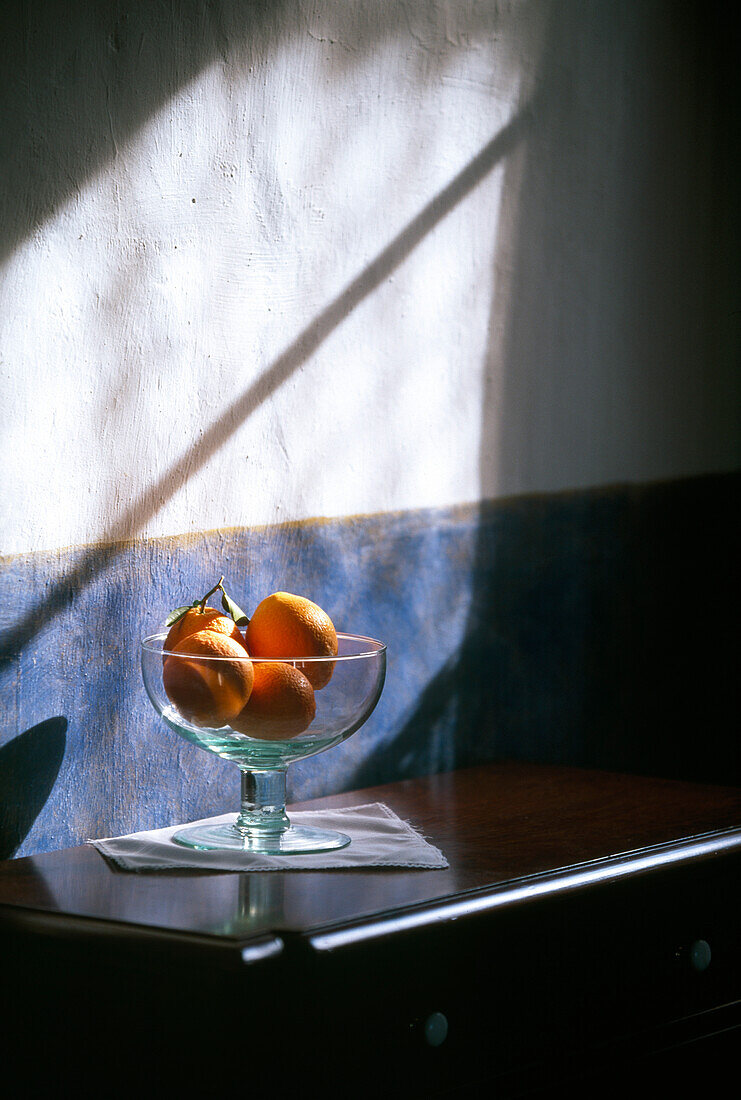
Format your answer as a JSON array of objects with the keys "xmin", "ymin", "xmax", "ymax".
[{"xmin": 1, "ymin": 471, "xmax": 737, "ymax": 858}]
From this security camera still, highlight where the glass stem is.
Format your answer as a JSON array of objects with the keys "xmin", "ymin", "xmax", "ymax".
[{"xmin": 235, "ymin": 769, "xmax": 290, "ymax": 836}]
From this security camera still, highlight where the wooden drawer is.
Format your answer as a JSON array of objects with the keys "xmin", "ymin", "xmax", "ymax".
[
  {"xmin": 297, "ymin": 848, "xmax": 740, "ymax": 1094},
  {"xmin": 1, "ymin": 763, "xmax": 739, "ymax": 1097}
]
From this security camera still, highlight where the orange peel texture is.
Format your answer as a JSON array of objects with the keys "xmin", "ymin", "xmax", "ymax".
[
  {"xmin": 163, "ymin": 630, "xmax": 254, "ymax": 728},
  {"xmin": 164, "ymin": 606, "xmax": 247, "ymax": 652},
  {"xmin": 230, "ymin": 661, "xmax": 316, "ymax": 741},
  {"xmin": 245, "ymin": 592, "xmax": 338, "ymax": 689}
]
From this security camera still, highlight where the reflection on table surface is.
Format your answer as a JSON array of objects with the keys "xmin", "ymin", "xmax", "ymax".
[{"xmin": 2, "ymin": 763, "xmax": 740, "ymax": 942}]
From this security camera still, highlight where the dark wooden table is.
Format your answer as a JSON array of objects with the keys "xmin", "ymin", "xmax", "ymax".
[{"xmin": 2, "ymin": 762, "xmax": 740, "ymax": 1097}]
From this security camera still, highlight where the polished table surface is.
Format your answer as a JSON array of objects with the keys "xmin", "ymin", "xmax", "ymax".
[
  {"xmin": 2, "ymin": 761, "xmax": 740, "ymax": 942},
  {"xmin": 2, "ymin": 762, "xmax": 740, "ymax": 1097}
]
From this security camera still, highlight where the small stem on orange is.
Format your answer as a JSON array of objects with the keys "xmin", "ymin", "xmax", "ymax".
[{"xmin": 197, "ymin": 576, "xmax": 225, "ymax": 613}]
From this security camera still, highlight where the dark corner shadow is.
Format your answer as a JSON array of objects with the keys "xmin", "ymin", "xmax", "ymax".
[
  {"xmin": 361, "ymin": 2, "xmax": 741, "ymax": 791},
  {"xmin": 0, "ymin": 104, "xmax": 535, "ymax": 662},
  {"xmin": 351, "ymin": 519, "xmax": 523, "ymax": 791},
  {"xmin": 352, "ymin": 654, "xmax": 469, "ymax": 790},
  {"xmin": 0, "ymin": 718, "xmax": 67, "ymax": 859}
]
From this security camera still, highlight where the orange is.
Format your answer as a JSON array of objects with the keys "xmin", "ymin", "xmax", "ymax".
[
  {"xmin": 230, "ymin": 662, "xmax": 316, "ymax": 741},
  {"xmin": 165, "ymin": 606, "xmax": 247, "ymax": 652},
  {"xmin": 163, "ymin": 629, "xmax": 253, "ymax": 728},
  {"xmin": 245, "ymin": 592, "xmax": 338, "ymax": 689}
]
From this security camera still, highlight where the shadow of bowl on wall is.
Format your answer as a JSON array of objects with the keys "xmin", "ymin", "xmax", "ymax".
[{"xmin": 0, "ymin": 718, "xmax": 67, "ymax": 859}]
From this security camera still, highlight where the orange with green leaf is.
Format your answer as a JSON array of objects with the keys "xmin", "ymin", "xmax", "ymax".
[{"xmin": 161, "ymin": 579, "xmax": 337, "ymax": 736}]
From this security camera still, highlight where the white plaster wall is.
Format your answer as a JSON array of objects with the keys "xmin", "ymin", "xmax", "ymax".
[{"xmin": 1, "ymin": 1, "xmax": 737, "ymax": 556}]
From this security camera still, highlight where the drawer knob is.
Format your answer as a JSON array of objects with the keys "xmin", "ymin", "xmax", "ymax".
[
  {"xmin": 424, "ymin": 1012, "xmax": 449, "ymax": 1047},
  {"xmin": 689, "ymin": 939, "xmax": 712, "ymax": 972}
]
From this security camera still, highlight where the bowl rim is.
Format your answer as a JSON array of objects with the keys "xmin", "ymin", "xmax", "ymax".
[{"xmin": 141, "ymin": 630, "xmax": 386, "ymax": 662}]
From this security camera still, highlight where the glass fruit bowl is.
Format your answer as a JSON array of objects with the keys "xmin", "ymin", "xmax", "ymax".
[{"xmin": 141, "ymin": 631, "xmax": 386, "ymax": 853}]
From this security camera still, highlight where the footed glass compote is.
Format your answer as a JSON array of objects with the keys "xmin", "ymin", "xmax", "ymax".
[{"xmin": 141, "ymin": 632, "xmax": 386, "ymax": 854}]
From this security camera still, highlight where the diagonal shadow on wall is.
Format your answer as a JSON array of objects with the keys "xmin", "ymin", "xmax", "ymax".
[
  {"xmin": 0, "ymin": 0, "xmax": 293, "ymax": 265},
  {"xmin": 1, "ymin": 102, "xmax": 534, "ymax": 661},
  {"xmin": 475, "ymin": 0, "xmax": 740, "ymax": 785},
  {"xmin": 0, "ymin": 1, "xmax": 538, "ymax": 849},
  {"xmin": 1, "ymin": 0, "xmax": 509, "ymax": 263},
  {"xmin": 353, "ymin": 0, "xmax": 740, "ymax": 790}
]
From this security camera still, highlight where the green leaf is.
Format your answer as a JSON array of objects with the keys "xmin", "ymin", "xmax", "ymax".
[
  {"xmin": 164, "ymin": 605, "xmax": 192, "ymax": 628},
  {"xmin": 221, "ymin": 590, "xmax": 249, "ymax": 626}
]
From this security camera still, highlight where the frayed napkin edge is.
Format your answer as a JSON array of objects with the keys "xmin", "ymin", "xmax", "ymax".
[{"xmin": 87, "ymin": 801, "xmax": 449, "ymax": 873}]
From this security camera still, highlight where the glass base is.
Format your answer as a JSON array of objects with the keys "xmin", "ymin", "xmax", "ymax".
[{"xmin": 173, "ymin": 821, "xmax": 352, "ymax": 854}]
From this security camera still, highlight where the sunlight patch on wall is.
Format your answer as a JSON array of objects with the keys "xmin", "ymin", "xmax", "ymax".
[{"xmin": 2, "ymin": 8, "xmax": 527, "ymax": 557}]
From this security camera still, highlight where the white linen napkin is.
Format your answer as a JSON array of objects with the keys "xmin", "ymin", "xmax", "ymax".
[{"xmin": 89, "ymin": 802, "xmax": 449, "ymax": 872}]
